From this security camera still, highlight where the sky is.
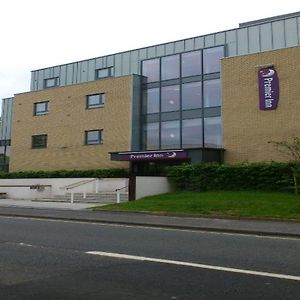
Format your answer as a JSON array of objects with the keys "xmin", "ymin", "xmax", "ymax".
[{"xmin": 1, "ymin": 0, "xmax": 299, "ymax": 106}]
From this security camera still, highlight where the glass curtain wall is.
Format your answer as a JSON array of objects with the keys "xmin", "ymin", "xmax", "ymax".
[{"xmin": 142, "ymin": 46, "xmax": 223, "ymax": 150}]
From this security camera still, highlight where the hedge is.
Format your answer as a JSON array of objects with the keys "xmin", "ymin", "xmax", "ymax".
[
  {"xmin": 0, "ymin": 168, "xmax": 129, "ymax": 179},
  {"xmin": 166, "ymin": 162, "xmax": 294, "ymax": 192}
]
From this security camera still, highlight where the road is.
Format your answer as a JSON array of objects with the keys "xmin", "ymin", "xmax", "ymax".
[{"xmin": 0, "ymin": 215, "xmax": 299, "ymax": 299}]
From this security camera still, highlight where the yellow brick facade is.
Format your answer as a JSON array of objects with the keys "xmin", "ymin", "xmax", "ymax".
[
  {"xmin": 222, "ymin": 46, "xmax": 300, "ymax": 163},
  {"xmin": 10, "ymin": 76, "xmax": 134, "ymax": 171}
]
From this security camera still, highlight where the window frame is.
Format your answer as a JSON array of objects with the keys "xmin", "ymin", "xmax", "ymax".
[
  {"xmin": 31, "ymin": 134, "xmax": 48, "ymax": 149},
  {"xmin": 44, "ymin": 77, "xmax": 59, "ymax": 88},
  {"xmin": 85, "ymin": 129, "xmax": 103, "ymax": 145},
  {"xmin": 33, "ymin": 101, "xmax": 49, "ymax": 116},
  {"xmin": 86, "ymin": 93, "xmax": 105, "ymax": 109},
  {"xmin": 95, "ymin": 67, "xmax": 113, "ymax": 79}
]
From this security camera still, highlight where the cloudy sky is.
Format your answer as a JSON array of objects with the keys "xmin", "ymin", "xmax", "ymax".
[{"xmin": 1, "ymin": 0, "xmax": 299, "ymax": 105}]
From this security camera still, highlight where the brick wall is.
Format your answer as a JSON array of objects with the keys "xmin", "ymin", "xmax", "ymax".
[
  {"xmin": 222, "ymin": 46, "xmax": 300, "ymax": 163},
  {"xmin": 10, "ymin": 76, "xmax": 133, "ymax": 171}
]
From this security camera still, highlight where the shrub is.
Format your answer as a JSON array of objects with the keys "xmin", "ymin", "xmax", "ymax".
[{"xmin": 166, "ymin": 162, "xmax": 294, "ymax": 192}]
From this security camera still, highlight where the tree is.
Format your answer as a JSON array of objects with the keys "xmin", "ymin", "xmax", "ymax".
[{"xmin": 269, "ymin": 137, "xmax": 300, "ymax": 194}]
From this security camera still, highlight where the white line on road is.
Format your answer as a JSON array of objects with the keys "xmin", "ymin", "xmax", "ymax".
[{"xmin": 86, "ymin": 250, "xmax": 300, "ymax": 282}]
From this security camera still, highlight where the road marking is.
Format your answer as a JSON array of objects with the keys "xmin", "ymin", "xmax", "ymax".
[{"xmin": 86, "ymin": 251, "xmax": 300, "ymax": 282}]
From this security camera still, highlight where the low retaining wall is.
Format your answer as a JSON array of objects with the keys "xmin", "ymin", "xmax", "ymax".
[{"xmin": 0, "ymin": 178, "xmax": 128, "ymax": 199}]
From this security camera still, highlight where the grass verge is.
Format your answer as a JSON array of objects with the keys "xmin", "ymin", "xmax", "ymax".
[{"xmin": 93, "ymin": 191, "xmax": 300, "ymax": 220}]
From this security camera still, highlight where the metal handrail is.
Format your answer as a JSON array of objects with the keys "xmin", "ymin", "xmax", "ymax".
[
  {"xmin": 60, "ymin": 178, "xmax": 98, "ymax": 190},
  {"xmin": 115, "ymin": 186, "xmax": 128, "ymax": 203}
]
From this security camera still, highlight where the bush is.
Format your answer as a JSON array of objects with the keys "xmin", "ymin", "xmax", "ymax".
[
  {"xmin": 0, "ymin": 168, "xmax": 129, "ymax": 179},
  {"xmin": 166, "ymin": 162, "xmax": 294, "ymax": 192}
]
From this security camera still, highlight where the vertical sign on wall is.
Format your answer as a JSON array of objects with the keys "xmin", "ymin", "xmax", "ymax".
[{"xmin": 258, "ymin": 67, "xmax": 280, "ymax": 110}]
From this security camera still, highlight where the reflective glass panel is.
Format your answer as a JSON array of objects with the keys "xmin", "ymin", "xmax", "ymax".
[
  {"xmin": 87, "ymin": 94, "xmax": 105, "ymax": 108},
  {"xmin": 86, "ymin": 130, "xmax": 102, "ymax": 144},
  {"xmin": 142, "ymin": 59, "xmax": 160, "ymax": 82},
  {"xmin": 182, "ymin": 81, "xmax": 202, "ymax": 110},
  {"xmin": 182, "ymin": 118, "xmax": 203, "ymax": 148},
  {"xmin": 182, "ymin": 51, "xmax": 202, "ymax": 77},
  {"xmin": 144, "ymin": 88, "xmax": 159, "ymax": 114},
  {"xmin": 203, "ymin": 46, "xmax": 224, "ymax": 74},
  {"xmin": 161, "ymin": 55, "xmax": 180, "ymax": 80},
  {"xmin": 161, "ymin": 120, "xmax": 180, "ymax": 149},
  {"xmin": 34, "ymin": 101, "xmax": 48, "ymax": 116},
  {"xmin": 204, "ymin": 117, "xmax": 222, "ymax": 148},
  {"xmin": 145, "ymin": 122, "xmax": 159, "ymax": 150},
  {"xmin": 204, "ymin": 79, "xmax": 221, "ymax": 107},
  {"xmin": 161, "ymin": 85, "xmax": 180, "ymax": 112}
]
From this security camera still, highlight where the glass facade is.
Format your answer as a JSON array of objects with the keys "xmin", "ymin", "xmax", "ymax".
[
  {"xmin": 142, "ymin": 46, "xmax": 224, "ymax": 150},
  {"xmin": 161, "ymin": 85, "xmax": 180, "ymax": 112},
  {"xmin": 161, "ymin": 120, "xmax": 180, "ymax": 149},
  {"xmin": 144, "ymin": 88, "xmax": 160, "ymax": 114},
  {"xmin": 142, "ymin": 59, "xmax": 160, "ymax": 82},
  {"xmin": 182, "ymin": 51, "xmax": 202, "ymax": 77},
  {"xmin": 204, "ymin": 79, "xmax": 221, "ymax": 107},
  {"xmin": 182, "ymin": 81, "xmax": 202, "ymax": 110},
  {"xmin": 161, "ymin": 55, "xmax": 180, "ymax": 80}
]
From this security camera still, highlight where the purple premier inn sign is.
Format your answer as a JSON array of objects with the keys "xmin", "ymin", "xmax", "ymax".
[
  {"xmin": 117, "ymin": 150, "xmax": 188, "ymax": 161},
  {"xmin": 258, "ymin": 67, "xmax": 280, "ymax": 110}
]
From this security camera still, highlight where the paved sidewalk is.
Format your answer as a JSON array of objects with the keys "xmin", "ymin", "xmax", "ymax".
[{"xmin": 0, "ymin": 198, "xmax": 299, "ymax": 238}]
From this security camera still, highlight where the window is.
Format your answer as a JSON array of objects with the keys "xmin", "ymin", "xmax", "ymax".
[
  {"xmin": 145, "ymin": 122, "xmax": 159, "ymax": 150},
  {"xmin": 34, "ymin": 101, "xmax": 49, "ymax": 116},
  {"xmin": 204, "ymin": 117, "xmax": 222, "ymax": 148},
  {"xmin": 32, "ymin": 134, "xmax": 47, "ymax": 149},
  {"xmin": 144, "ymin": 88, "xmax": 159, "ymax": 114},
  {"xmin": 44, "ymin": 77, "xmax": 59, "ymax": 88},
  {"xmin": 96, "ymin": 67, "xmax": 113, "ymax": 79},
  {"xmin": 203, "ymin": 46, "xmax": 224, "ymax": 74},
  {"xmin": 161, "ymin": 55, "xmax": 180, "ymax": 80},
  {"xmin": 142, "ymin": 59, "xmax": 160, "ymax": 82},
  {"xmin": 182, "ymin": 51, "xmax": 202, "ymax": 77},
  {"xmin": 182, "ymin": 81, "xmax": 202, "ymax": 110},
  {"xmin": 204, "ymin": 79, "xmax": 221, "ymax": 107},
  {"xmin": 182, "ymin": 118, "xmax": 203, "ymax": 148},
  {"xmin": 161, "ymin": 120, "xmax": 180, "ymax": 149},
  {"xmin": 85, "ymin": 130, "xmax": 103, "ymax": 145},
  {"xmin": 161, "ymin": 85, "xmax": 180, "ymax": 112},
  {"xmin": 86, "ymin": 94, "xmax": 105, "ymax": 109}
]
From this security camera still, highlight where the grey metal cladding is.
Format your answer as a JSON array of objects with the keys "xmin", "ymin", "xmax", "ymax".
[
  {"xmin": 60, "ymin": 65, "xmax": 67, "ymax": 86},
  {"xmin": 174, "ymin": 40, "xmax": 184, "ymax": 53},
  {"xmin": 114, "ymin": 53, "xmax": 122, "ymax": 76},
  {"xmin": 29, "ymin": 14, "xmax": 300, "ymax": 92},
  {"xmin": 122, "ymin": 52, "xmax": 131, "ymax": 76},
  {"xmin": 194, "ymin": 36, "xmax": 204, "ymax": 49},
  {"xmin": 237, "ymin": 28, "xmax": 248, "ymax": 55},
  {"xmin": 156, "ymin": 44, "xmax": 165, "ymax": 57},
  {"xmin": 66, "ymin": 64, "xmax": 74, "ymax": 85},
  {"xmin": 285, "ymin": 18, "xmax": 298, "ymax": 47},
  {"xmin": 225, "ymin": 30, "xmax": 237, "ymax": 56},
  {"xmin": 107, "ymin": 55, "xmax": 114, "ymax": 67},
  {"xmin": 260, "ymin": 23, "xmax": 272, "ymax": 51},
  {"xmin": 165, "ymin": 43, "xmax": 175, "ymax": 55},
  {"xmin": 184, "ymin": 38, "xmax": 194, "ymax": 51},
  {"xmin": 95, "ymin": 57, "xmax": 104, "ymax": 69},
  {"xmin": 272, "ymin": 21, "xmax": 285, "ymax": 49},
  {"xmin": 0, "ymin": 98, "xmax": 14, "ymax": 139},
  {"xmin": 88, "ymin": 59, "xmax": 96, "ymax": 81},
  {"xmin": 204, "ymin": 34, "xmax": 215, "ymax": 48},
  {"xmin": 215, "ymin": 32, "xmax": 225, "ymax": 46},
  {"xmin": 147, "ymin": 46, "xmax": 156, "ymax": 59},
  {"xmin": 130, "ymin": 50, "xmax": 139, "ymax": 74},
  {"xmin": 248, "ymin": 26, "xmax": 260, "ymax": 53},
  {"xmin": 37, "ymin": 70, "xmax": 44, "ymax": 90}
]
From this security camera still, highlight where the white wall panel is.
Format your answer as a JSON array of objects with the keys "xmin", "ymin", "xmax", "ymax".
[
  {"xmin": 260, "ymin": 23, "xmax": 272, "ymax": 51},
  {"xmin": 285, "ymin": 18, "xmax": 298, "ymax": 47}
]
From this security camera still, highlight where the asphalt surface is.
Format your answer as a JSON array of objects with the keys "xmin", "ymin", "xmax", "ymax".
[
  {"xmin": 0, "ymin": 202, "xmax": 299, "ymax": 238},
  {"xmin": 0, "ymin": 215, "xmax": 300, "ymax": 299}
]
